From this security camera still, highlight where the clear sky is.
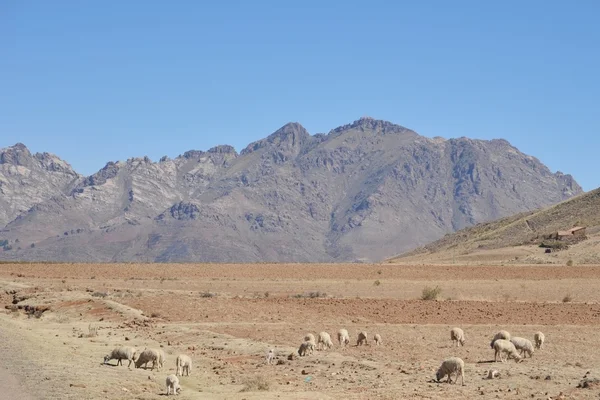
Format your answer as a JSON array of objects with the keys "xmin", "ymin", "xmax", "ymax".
[{"xmin": 1, "ymin": 1, "xmax": 598, "ymax": 190}]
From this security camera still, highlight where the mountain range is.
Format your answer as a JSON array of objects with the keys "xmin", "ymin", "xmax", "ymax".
[{"xmin": 0, "ymin": 117, "xmax": 582, "ymax": 262}]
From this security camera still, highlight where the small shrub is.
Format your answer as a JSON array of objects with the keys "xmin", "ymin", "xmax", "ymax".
[
  {"xmin": 563, "ymin": 293, "xmax": 573, "ymax": 303},
  {"xmin": 91, "ymin": 291, "xmax": 107, "ymax": 298},
  {"xmin": 240, "ymin": 375, "xmax": 270, "ymax": 392},
  {"xmin": 566, "ymin": 259, "xmax": 574, "ymax": 266},
  {"xmin": 308, "ymin": 291, "xmax": 327, "ymax": 298},
  {"xmin": 377, "ymin": 270, "xmax": 382, "ymax": 275},
  {"xmin": 421, "ymin": 285, "xmax": 442, "ymax": 300},
  {"xmin": 150, "ymin": 312, "xmax": 161, "ymax": 318},
  {"xmin": 264, "ymin": 291, "xmax": 270, "ymax": 298},
  {"xmin": 373, "ymin": 280, "xmax": 381, "ymax": 286},
  {"xmin": 200, "ymin": 291, "xmax": 217, "ymax": 298}
]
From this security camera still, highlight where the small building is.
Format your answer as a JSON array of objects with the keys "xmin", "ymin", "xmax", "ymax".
[{"xmin": 555, "ymin": 226, "xmax": 586, "ymax": 240}]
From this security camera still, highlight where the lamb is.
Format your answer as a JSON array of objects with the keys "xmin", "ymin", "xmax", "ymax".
[
  {"xmin": 103, "ymin": 346, "xmax": 137, "ymax": 367},
  {"xmin": 317, "ymin": 332, "xmax": 333, "ymax": 350},
  {"xmin": 265, "ymin": 349, "xmax": 275, "ymax": 365},
  {"xmin": 435, "ymin": 357, "xmax": 465, "ymax": 385},
  {"xmin": 298, "ymin": 341, "xmax": 314, "ymax": 357},
  {"xmin": 134, "ymin": 348, "xmax": 161, "ymax": 371},
  {"xmin": 175, "ymin": 354, "xmax": 192, "ymax": 376},
  {"xmin": 303, "ymin": 333, "xmax": 316, "ymax": 354},
  {"xmin": 373, "ymin": 333, "xmax": 382, "ymax": 346},
  {"xmin": 450, "ymin": 327, "xmax": 465, "ymax": 347},
  {"xmin": 534, "ymin": 331, "xmax": 545, "ymax": 349},
  {"xmin": 493, "ymin": 339, "xmax": 522, "ymax": 363},
  {"xmin": 337, "ymin": 329, "xmax": 350, "ymax": 347},
  {"xmin": 356, "ymin": 331, "xmax": 368, "ymax": 346},
  {"xmin": 490, "ymin": 330, "xmax": 511, "ymax": 348},
  {"xmin": 510, "ymin": 337, "xmax": 534, "ymax": 358},
  {"xmin": 166, "ymin": 374, "xmax": 181, "ymax": 395}
]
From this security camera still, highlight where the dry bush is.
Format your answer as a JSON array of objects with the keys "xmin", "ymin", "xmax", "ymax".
[
  {"xmin": 200, "ymin": 291, "xmax": 217, "ymax": 298},
  {"xmin": 373, "ymin": 280, "xmax": 381, "ymax": 286},
  {"xmin": 240, "ymin": 375, "xmax": 270, "ymax": 392},
  {"xmin": 291, "ymin": 291, "xmax": 327, "ymax": 299},
  {"xmin": 563, "ymin": 293, "xmax": 573, "ymax": 303},
  {"xmin": 566, "ymin": 259, "xmax": 574, "ymax": 266},
  {"xmin": 421, "ymin": 285, "xmax": 442, "ymax": 300}
]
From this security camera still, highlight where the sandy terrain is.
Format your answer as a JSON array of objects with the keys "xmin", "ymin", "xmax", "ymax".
[{"xmin": 1, "ymin": 262, "xmax": 600, "ymax": 399}]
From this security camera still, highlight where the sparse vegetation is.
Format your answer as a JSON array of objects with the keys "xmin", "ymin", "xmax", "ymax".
[
  {"xmin": 200, "ymin": 291, "xmax": 217, "ymax": 298},
  {"xmin": 291, "ymin": 291, "xmax": 328, "ymax": 299},
  {"xmin": 563, "ymin": 293, "xmax": 573, "ymax": 303},
  {"xmin": 87, "ymin": 323, "xmax": 98, "ymax": 337},
  {"xmin": 566, "ymin": 259, "xmax": 574, "ymax": 266},
  {"xmin": 373, "ymin": 280, "xmax": 381, "ymax": 286},
  {"xmin": 91, "ymin": 291, "xmax": 108, "ymax": 298},
  {"xmin": 240, "ymin": 375, "xmax": 270, "ymax": 392},
  {"xmin": 421, "ymin": 285, "xmax": 442, "ymax": 300}
]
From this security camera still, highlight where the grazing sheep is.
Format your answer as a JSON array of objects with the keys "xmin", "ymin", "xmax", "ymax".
[
  {"xmin": 534, "ymin": 331, "xmax": 545, "ymax": 349},
  {"xmin": 317, "ymin": 332, "xmax": 333, "ymax": 350},
  {"xmin": 493, "ymin": 339, "xmax": 522, "ymax": 363},
  {"xmin": 510, "ymin": 337, "xmax": 534, "ymax": 358},
  {"xmin": 450, "ymin": 327, "xmax": 465, "ymax": 347},
  {"xmin": 373, "ymin": 333, "xmax": 382, "ymax": 346},
  {"xmin": 166, "ymin": 374, "xmax": 181, "ymax": 395},
  {"xmin": 337, "ymin": 329, "xmax": 350, "ymax": 347},
  {"xmin": 135, "ymin": 348, "xmax": 161, "ymax": 371},
  {"xmin": 303, "ymin": 333, "xmax": 316, "ymax": 354},
  {"xmin": 435, "ymin": 357, "xmax": 465, "ymax": 385},
  {"xmin": 103, "ymin": 346, "xmax": 137, "ymax": 367},
  {"xmin": 175, "ymin": 354, "xmax": 192, "ymax": 376},
  {"xmin": 490, "ymin": 330, "xmax": 511, "ymax": 349},
  {"xmin": 298, "ymin": 341, "xmax": 314, "ymax": 357},
  {"xmin": 265, "ymin": 349, "xmax": 275, "ymax": 365},
  {"xmin": 357, "ymin": 331, "xmax": 368, "ymax": 346}
]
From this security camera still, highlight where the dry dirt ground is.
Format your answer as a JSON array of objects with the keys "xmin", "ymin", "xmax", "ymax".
[{"xmin": 1, "ymin": 263, "xmax": 600, "ymax": 399}]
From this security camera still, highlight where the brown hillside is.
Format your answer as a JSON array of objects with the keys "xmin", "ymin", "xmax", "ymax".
[{"xmin": 389, "ymin": 187, "xmax": 600, "ymax": 264}]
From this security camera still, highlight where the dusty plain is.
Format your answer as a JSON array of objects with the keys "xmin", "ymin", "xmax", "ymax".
[{"xmin": 1, "ymin": 262, "xmax": 600, "ymax": 399}]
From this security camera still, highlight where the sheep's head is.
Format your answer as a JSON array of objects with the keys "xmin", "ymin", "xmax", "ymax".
[
  {"xmin": 103, "ymin": 355, "xmax": 109, "ymax": 364},
  {"xmin": 435, "ymin": 368, "xmax": 445, "ymax": 382},
  {"xmin": 460, "ymin": 337, "xmax": 466, "ymax": 345}
]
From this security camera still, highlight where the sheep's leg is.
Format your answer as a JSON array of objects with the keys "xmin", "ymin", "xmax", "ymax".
[
  {"xmin": 127, "ymin": 359, "xmax": 132, "ymax": 368},
  {"xmin": 117, "ymin": 358, "xmax": 122, "ymax": 366},
  {"xmin": 460, "ymin": 369, "xmax": 465, "ymax": 386}
]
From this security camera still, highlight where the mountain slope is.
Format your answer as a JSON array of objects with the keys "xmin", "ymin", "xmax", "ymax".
[
  {"xmin": 388, "ymin": 187, "xmax": 600, "ymax": 264},
  {"xmin": 0, "ymin": 117, "xmax": 583, "ymax": 262},
  {"xmin": 0, "ymin": 144, "xmax": 81, "ymax": 227}
]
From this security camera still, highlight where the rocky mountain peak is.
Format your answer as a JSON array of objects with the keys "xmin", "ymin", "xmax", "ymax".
[
  {"xmin": 331, "ymin": 117, "xmax": 415, "ymax": 136},
  {"xmin": 208, "ymin": 145, "xmax": 237, "ymax": 155},
  {"xmin": 0, "ymin": 143, "xmax": 33, "ymax": 165},
  {"xmin": 241, "ymin": 122, "xmax": 310, "ymax": 155}
]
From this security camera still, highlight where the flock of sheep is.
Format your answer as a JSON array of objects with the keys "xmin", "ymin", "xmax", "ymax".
[
  {"xmin": 287, "ymin": 327, "xmax": 545, "ymax": 387},
  {"xmin": 102, "ymin": 327, "xmax": 545, "ymax": 394},
  {"xmin": 102, "ymin": 346, "xmax": 192, "ymax": 395},
  {"xmin": 439, "ymin": 327, "xmax": 545, "ymax": 385}
]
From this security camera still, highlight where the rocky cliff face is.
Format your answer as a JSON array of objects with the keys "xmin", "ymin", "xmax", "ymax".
[
  {"xmin": 0, "ymin": 144, "xmax": 81, "ymax": 228},
  {"xmin": 0, "ymin": 117, "xmax": 583, "ymax": 261}
]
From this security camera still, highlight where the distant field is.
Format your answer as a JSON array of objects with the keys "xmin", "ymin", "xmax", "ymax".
[{"xmin": 1, "ymin": 262, "xmax": 599, "ymax": 399}]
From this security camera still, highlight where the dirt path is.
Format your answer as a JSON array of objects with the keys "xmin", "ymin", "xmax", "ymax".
[{"xmin": 0, "ymin": 321, "xmax": 37, "ymax": 400}]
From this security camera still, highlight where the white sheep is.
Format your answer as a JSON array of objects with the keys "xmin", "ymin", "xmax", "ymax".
[
  {"xmin": 265, "ymin": 349, "xmax": 275, "ymax": 365},
  {"xmin": 534, "ymin": 331, "xmax": 545, "ymax": 349},
  {"xmin": 134, "ymin": 348, "xmax": 161, "ymax": 371},
  {"xmin": 175, "ymin": 354, "xmax": 192, "ymax": 376},
  {"xmin": 435, "ymin": 357, "xmax": 465, "ymax": 385},
  {"xmin": 450, "ymin": 327, "xmax": 465, "ymax": 347},
  {"xmin": 373, "ymin": 333, "xmax": 382, "ymax": 346},
  {"xmin": 337, "ymin": 329, "xmax": 350, "ymax": 347},
  {"xmin": 298, "ymin": 341, "xmax": 314, "ymax": 357},
  {"xmin": 103, "ymin": 346, "xmax": 137, "ymax": 367},
  {"xmin": 303, "ymin": 333, "xmax": 316, "ymax": 354},
  {"xmin": 490, "ymin": 330, "xmax": 511, "ymax": 348},
  {"xmin": 158, "ymin": 349, "xmax": 166, "ymax": 369},
  {"xmin": 356, "ymin": 331, "xmax": 368, "ymax": 346},
  {"xmin": 510, "ymin": 337, "xmax": 534, "ymax": 358},
  {"xmin": 493, "ymin": 339, "xmax": 522, "ymax": 363},
  {"xmin": 317, "ymin": 332, "xmax": 333, "ymax": 350},
  {"xmin": 166, "ymin": 374, "xmax": 181, "ymax": 395}
]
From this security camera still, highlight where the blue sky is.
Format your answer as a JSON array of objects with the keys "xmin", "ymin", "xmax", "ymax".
[{"xmin": 1, "ymin": 1, "xmax": 598, "ymax": 190}]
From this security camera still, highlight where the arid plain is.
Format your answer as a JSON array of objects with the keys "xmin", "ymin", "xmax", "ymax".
[{"xmin": 1, "ymin": 262, "xmax": 600, "ymax": 399}]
